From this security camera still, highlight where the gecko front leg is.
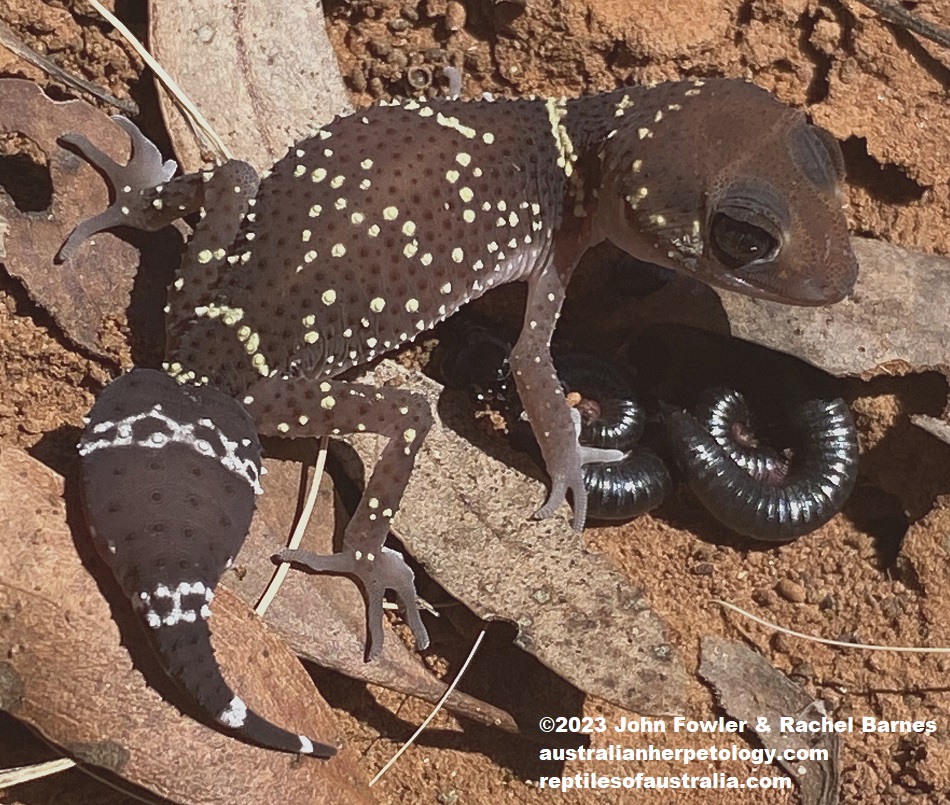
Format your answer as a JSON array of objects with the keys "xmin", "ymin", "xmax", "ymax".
[
  {"xmin": 510, "ymin": 265, "xmax": 590, "ymax": 531},
  {"xmin": 241, "ymin": 375, "xmax": 432, "ymax": 660}
]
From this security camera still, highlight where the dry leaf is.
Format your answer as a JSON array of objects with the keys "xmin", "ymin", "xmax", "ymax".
[
  {"xmin": 150, "ymin": 0, "xmax": 351, "ymax": 171},
  {"xmin": 340, "ymin": 361, "xmax": 687, "ymax": 715},
  {"xmin": 699, "ymin": 636, "xmax": 839, "ymax": 805},
  {"xmin": 227, "ymin": 456, "xmax": 519, "ymax": 733},
  {"xmin": 0, "ymin": 78, "xmax": 140, "ymax": 358},
  {"xmin": 0, "ymin": 447, "xmax": 373, "ymax": 805}
]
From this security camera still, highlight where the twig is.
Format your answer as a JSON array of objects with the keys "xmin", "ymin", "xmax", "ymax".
[
  {"xmin": 0, "ymin": 20, "xmax": 137, "ymax": 114},
  {"xmin": 370, "ymin": 629, "xmax": 486, "ymax": 786},
  {"xmin": 0, "ymin": 758, "xmax": 75, "ymax": 788},
  {"xmin": 712, "ymin": 599, "xmax": 950, "ymax": 653},
  {"xmin": 256, "ymin": 436, "xmax": 330, "ymax": 616},
  {"xmin": 854, "ymin": 0, "xmax": 950, "ymax": 51}
]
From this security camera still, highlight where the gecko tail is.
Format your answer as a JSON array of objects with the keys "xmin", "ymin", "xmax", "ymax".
[{"xmin": 148, "ymin": 614, "xmax": 337, "ymax": 757}]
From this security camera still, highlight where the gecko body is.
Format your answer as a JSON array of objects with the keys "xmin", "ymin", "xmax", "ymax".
[{"xmin": 61, "ymin": 78, "xmax": 858, "ymax": 753}]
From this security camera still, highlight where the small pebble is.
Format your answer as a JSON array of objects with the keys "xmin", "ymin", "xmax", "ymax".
[
  {"xmin": 445, "ymin": 0, "xmax": 466, "ymax": 31},
  {"xmin": 388, "ymin": 17, "xmax": 411, "ymax": 33},
  {"xmin": 776, "ymin": 579, "xmax": 807, "ymax": 603},
  {"xmin": 691, "ymin": 562, "xmax": 714, "ymax": 576}
]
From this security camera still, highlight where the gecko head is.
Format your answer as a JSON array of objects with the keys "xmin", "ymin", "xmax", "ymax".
[{"xmin": 596, "ymin": 79, "xmax": 858, "ymax": 306}]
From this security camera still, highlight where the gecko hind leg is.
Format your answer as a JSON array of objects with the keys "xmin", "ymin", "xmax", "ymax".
[{"xmin": 243, "ymin": 375, "xmax": 433, "ymax": 661}]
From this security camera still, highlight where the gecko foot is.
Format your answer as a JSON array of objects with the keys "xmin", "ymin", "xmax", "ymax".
[
  {"xmin": 277, "ymin": 546, "xmax": 429, "ymax": 661},
  {"xmin": 57, "ymin": 116, "xmax": 177, "ymax": 262},
  {"xmin": 534, "ymin": 472, "xmax": 589, "ymax": 532}
]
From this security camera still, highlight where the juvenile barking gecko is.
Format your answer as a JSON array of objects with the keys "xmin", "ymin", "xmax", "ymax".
[{"xmin": 61, "ymin": 78, "xmax": 858, "ymax": 754}]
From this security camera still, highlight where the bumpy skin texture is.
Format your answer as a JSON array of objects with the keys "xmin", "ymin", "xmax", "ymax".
[
  {"xmin": 64, "ymin": 79, "xmax": 858, "ymax": 751},
  {"xmin": 79, "ymin": 369, "xmax": 334, "ymax": 756},
  {"xmin": 666, "ymin": 390, "xmax": 859, "ymax": 541}
]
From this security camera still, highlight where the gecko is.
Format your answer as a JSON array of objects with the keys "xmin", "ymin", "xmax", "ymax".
[{"xmin": 60, "ymin": 78, "xmax": 858, "ymax": 754}]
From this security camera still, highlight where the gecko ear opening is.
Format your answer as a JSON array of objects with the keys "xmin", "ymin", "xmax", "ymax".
[{"xmin": 709, "ymin": 212, "xmax": 779, "ymax": 270}]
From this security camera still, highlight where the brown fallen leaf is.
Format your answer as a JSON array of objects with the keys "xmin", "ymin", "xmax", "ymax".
[
  {"xmin": 699, "ymin": 636, "xmax": 839, "ymax": 805},
  {"xmin": 0, "ymin": 447, "xmax": 373, "ymax": 805},
  {"xmin": 338, "ymin": 361, "xmax": 687, "ymax": 716},
  {"xmin": 150, "ymin": 0, "xmax": 351, "ymax": 171},
  {"xmin": 0, "ymin": 79, "xmax": 142, "ymax": 359},
  {"xmin": 227, "ymin": 456, "xmax": 519, "ymax": 733}
]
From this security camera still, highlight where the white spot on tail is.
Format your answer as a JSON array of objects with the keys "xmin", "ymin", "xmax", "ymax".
[{"xmin": 218, "ymin": 696, "xmax": 248, "ymax": 728}]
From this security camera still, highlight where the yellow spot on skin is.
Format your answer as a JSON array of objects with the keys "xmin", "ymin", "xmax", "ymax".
[
  {"xmin": 359, "ymin": 178, "xmax": 371, "ymax": 190},
  {"xmin": 418, "ymin": 106, "xmax": 434, "ymax": 118},
  {"xmin": 440, "ymin": 282, "xmax": 452, "ymax": 294},
  {"xmin": 473, "ymin": 259, "xmax": 484, "ymax": 270},
  {"xmin": 361, "ymin": 158, "xmax": 373, "ymax": 169},
  {"xmin": 197, "ymin": 249, "xmax": 213, "ymax": 264},
  {"xmin": 351, "ymin": 211, "xmax": 365, "ymax": 224},
  {"xmin": 330, "ymin": 175, "xmax": 345, "ymax": 188},
  {"xmin": 322, "ymin": 289, "xmax": 337, "ymax": 305},
  {"xmin": 309, "ymin": 204, "xmax": 322, "ymax": 217},
  {"xmin": 293, "ymin": 165, "xmax": 306, "ymax": 177},
  {"xmin": 331, "ymin": 243, "xmax": 346, "ymax": 257},
  {"xmin": 482, "ymin": 132, "xmax": 495, "ymax": 144},
  {"xmin": 368, "ymin": 497, "xmax": 379, "ymax": 509},
  {"xmin": 508, "ymin": 212, "xmax": 519, "ymax": 226},
  {"xmin": 383, "ymin": 206, "xmax": 399, "ymax": 221},
  {"xmin": 451, "ymin": 247, "xmax": 464, "ymax": 263},
  {"xmin": 311, "ymin": 167, "xmax": 327, "ymax": 182},
  {"xmin": 405, "ymin": 298, "xmax": 419, "ymax": 313},
  {"xmin": 302, "ymin": 229, "xmax": 312, "ymax": 242},
  {"xmin": 403, "ymin": 428, "xmax": 417, "ymax": 443},
  {"xmin": 299, "ymin": 415, "xmax": 309, "ymax": 425},
  {"xmin": 420, "ymin": 252, "xmax": 433, "ymax": 266},
  {"xmin": 277, "ymin": 422, "xmax": 290, "ymax": 433},
  {"xmin": 402, "ymin": 221, "xmax": 416, "ymax": 236},
  {"xmin": 368, "ymin": 224, "xmax": 380, "ymax": 237},
  {"xmin": 245, "ymin": 333, "xmax": 260, "ymax": 353},
  {"xmin": 459, "ymin": 187, "xmax": 474, "ymax": 203},
  {"xmin": 638, "ymin": 128, "xmax": 651, "ymax": 139},
  {"xmin": 463, "ymin": 209, "xmax": 475, "ymax": 223},
  {"xmin": 404, "ymin": 241, "xmax": 418, "ymax": 258},
  {"xmin": 304, "ymin": 331, "xmax": 319, "ymax": 344},
  {"xmin": 304, "ymin": 249, "xmax": 317, "ymax": 262},
  {"xmin": 497, "ymin": 201, "xmax": 507, "ymax": 211},
  {"xmin": 654, "ymin": 109, "xmax": 664, "ymax": 122},
  {"xmin": 334, "ymin": 198, "xmax": 347, "ymax": 210},
  {"xmin": 445, "ymin": 169, "xmax": 460, "ymax": 183},
  {"xmin": 435, "ymin": 112, "xmax": 476, "ymax": 138},
  {"xmin": 237, "ymin": 325, "xmax": 251, "ymax": 340},
  {"xmin": 320, "ymin": 382, "xmax": 332, "ymax": 392},
  {"xmin": 370, "ymin": 297, "xmax": 386, "ymax": 313},
  {"xmin": 456, "ymin": 152, "xmax": 471, "ymax": 166},
  {"xmin": 321, "ymin": 396, "xmax": 336, "ymax": 409},
  {"xmin": 545, "ymin": 97, "xmax": 575, "ymax": 176}
]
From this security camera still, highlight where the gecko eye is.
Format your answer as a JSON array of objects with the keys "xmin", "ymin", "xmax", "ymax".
[{"xmin": 710, "ymin": 213, "xmax": 778, "ymax": 269}]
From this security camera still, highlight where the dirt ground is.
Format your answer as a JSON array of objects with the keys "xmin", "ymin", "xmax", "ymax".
[{"xmin": 2, "ymin": 0, "xmax": 950, "ymax": 803}]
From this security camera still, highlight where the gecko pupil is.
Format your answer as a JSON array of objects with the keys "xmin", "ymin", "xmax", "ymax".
[{"xmin": 710, "ymin": 213, "xmax": 777, "ymax": 269}]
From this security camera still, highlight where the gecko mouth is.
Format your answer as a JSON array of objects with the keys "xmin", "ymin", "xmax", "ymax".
[{"xmin": 708, "ymin": 270, "xmax": 850, "ymax": 306}]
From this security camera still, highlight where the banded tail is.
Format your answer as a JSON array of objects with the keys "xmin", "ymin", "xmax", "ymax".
[{"xmin": 78, "ymin": 368, "xmax": 335, "ymax": 757}]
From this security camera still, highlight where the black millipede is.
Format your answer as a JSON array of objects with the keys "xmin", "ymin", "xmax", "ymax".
[
  {"xmin": 665, "ymin": 389, "xmax": 859, "ymax": 541},
  {"xmin": 553, "ymin": 353, "xmax": 671, "ymax": 521}
]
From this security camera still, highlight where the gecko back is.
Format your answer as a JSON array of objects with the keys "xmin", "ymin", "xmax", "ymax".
[{"xmin": 78, "ymin": 368, "xmax": 334, "ymax": 756}]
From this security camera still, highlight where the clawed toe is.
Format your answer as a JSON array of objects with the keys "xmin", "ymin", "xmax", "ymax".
[
  {"xmin": 278, "ymin": 546, "xmax": 430, "ymax": 660},
  {"xmin": 57, "ymin": 117, "xmax": 177, "ymax": 262}
]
